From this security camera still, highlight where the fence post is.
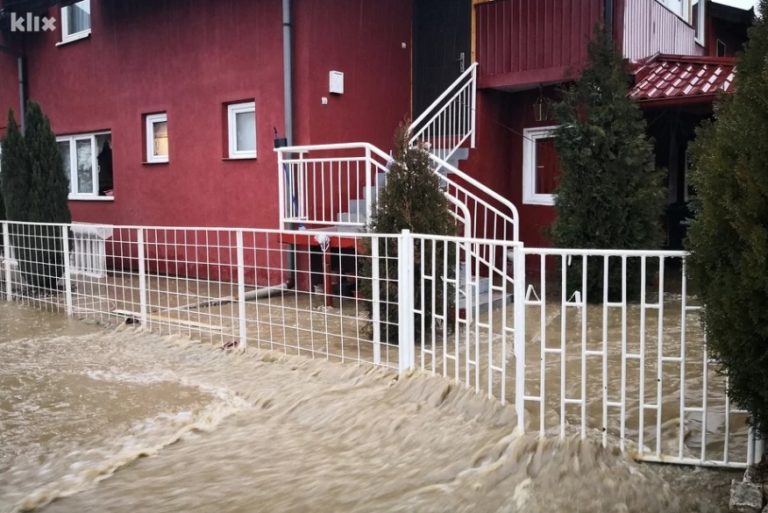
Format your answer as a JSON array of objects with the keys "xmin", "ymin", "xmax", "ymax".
[
  {"xmin": 61, "ymin": 225, "xmax": 72, "ymax": 316},
  {"xmin": 3, "ymin": 222, "xmax": 11, "ymax": 301},
  {"xmin": 513, "ymin": 243, "xmax": 526, "ymax": 432},
  {"xmin": 371, "ymin": 237, "xmax": 381, "ymax": 365},
  {"xmin": 137, "ymin": 228, "xmax": 148, "ymax": 326},
  {"xmin": 397, "ymin": 229, "xmax": 415, "ymax": 373},
  {"xmin": 236, "ymin": 229, "xmax": 247, "ymax": 349}
]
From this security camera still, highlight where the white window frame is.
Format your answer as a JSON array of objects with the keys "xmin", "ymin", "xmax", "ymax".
[
  {"xmin": 145, "ymin": 113, "xmax": 169, "ymax": 164},
  {"xmin": 522, "ymin": 125, "xmax": 560, "ymax": 206},
  {"xmin": 57, "ymin": 131, "xmax": 111, "ymax": 201},
  {"xmin": 60, "ymin": 0, "xmax": 92, "ymax": 44},
  {"xmin": 227, "ymin": 102, "xmax": 257, "ymax": 159},
  {"xmin": 693, "ymin": 0, "xmax": 706, "ymax": 47}
]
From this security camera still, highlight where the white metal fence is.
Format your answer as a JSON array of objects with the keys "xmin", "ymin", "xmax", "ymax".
[{"xmin": 0, "ymin": 220, "xmax": 761, "ymax": 468}]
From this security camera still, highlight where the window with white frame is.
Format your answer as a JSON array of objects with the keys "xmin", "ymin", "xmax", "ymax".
[
  {"xmin": 61, "ymin": 0, "xmax": 91, "ymax": 44},
  {"xmin": 145, "ymin": 113, "xmax": 169, "ymax": 163},
  {"xmin": 522, "ymin": 126, "xmax": 561, "ymax": 206},
  {"xmin": 227, "ymin": 101, "xmax": 257, "ymax": 159},
  {"xmin": 57, "ymin": 132, "xmax": 113, "ymax": 199}
]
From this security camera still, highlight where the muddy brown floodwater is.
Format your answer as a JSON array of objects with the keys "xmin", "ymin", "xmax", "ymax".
[{"xmin": 0, "ymin": 302, "xmax": 739, "ymax": 512}]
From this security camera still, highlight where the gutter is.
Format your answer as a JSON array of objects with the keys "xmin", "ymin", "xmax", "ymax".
[{"xmin": 604, "ymin": 0, "xmax": 614, "ymax": 41}]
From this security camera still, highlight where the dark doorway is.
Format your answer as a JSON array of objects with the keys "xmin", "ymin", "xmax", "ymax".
[{"xmin": 412, "ymin": 0, "xmax": 471, "ymax": 117}]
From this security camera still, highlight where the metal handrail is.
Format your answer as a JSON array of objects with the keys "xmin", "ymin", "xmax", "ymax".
[{"xmin": 409, "ymin": 62, "xmax": 478, "ymax": 137}]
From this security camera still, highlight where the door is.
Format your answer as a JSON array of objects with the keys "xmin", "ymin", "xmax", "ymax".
[{"xmin": 412, "ymin": 0, "xmax": 471, "ymax": 117}]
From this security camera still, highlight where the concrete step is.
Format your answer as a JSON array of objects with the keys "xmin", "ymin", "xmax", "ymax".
[
  {"xmin": 336, "ymin": 211, "xmax": 366, "ymax": 224},
  {"xmin": 432, "ymin": 147, "xmax": 469, "ymax": 168},
  {"xmin": 459, "ymin": 275, "xmax": 492, "ymax": 296}
]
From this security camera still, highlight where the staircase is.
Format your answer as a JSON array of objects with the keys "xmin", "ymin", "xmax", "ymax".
[{"xmin": 275, "ymin": 62, "xmax": 519, "ymax": 316}]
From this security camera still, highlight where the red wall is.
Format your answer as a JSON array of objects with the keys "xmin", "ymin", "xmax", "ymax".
[
  {"xmin": 15, "ymin": 0, "xmax": 411, "ymax": 229},
  {"xmin": 0, "ymin": 36, "xmax": 19, "ymax": 136},
  {"xmin": 464, "ymin": 87, "xmax": 558, "ymax": 248},
  {"xmin": 476, "ymin": 0, "xmax": 603, "ymax": 90},
  {"xmin": 293, "ymin": 0, "xmax": 411, "ymax": 150}
]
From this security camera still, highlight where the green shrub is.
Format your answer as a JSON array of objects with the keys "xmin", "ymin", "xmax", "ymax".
[
  {"xmin": 686, "ymin": 1, "xmax": 768, "ymax": 435},
  {"xmin": 360, "ymin": 124, "xmax": 456, "ymax": 343},
  {"xmin": 551, "ymin": 29, "xmax": 664, "ymax": 301},
  {"xmin": 0, "ymin": 103, "xmax": 71, "ymax": 292}
]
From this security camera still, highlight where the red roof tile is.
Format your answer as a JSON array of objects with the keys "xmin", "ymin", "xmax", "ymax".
[{"xmin": 630, "ymin": 54, "xmax": 737, "ymax": 105}]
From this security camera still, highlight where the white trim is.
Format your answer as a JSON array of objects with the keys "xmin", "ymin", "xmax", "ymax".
[
  {"xmin": 60, "ymin": 0, "xmax": 92, "ymax": 44},
  {"xmin": 145, "ymin": 113, "xmax": 169, "ymax": 164},
  {"xmin": 227, "ymin": 102, "xmax": 257, "ymax": 159},
  {"xmin": 522, "ymin": 125, "xmax": 559, "ymax": 206}
]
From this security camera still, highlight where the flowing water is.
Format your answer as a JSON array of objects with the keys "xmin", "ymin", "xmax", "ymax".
[{"xmin": 0, "ymin": 302, "xmax": 739, "ymax": 512}]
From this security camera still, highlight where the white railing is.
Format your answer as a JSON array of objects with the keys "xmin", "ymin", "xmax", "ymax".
[
  {"xmin": 277, "ymin": 142, "xmax": 391, "ymax": 230},
  {"xmin": 409, "ymin": 62, "xmax": 478, "ymax": 163},
  {"xmin": 2, "ymin": 220, "xmax": 759, "ymax": 468},
  {"xmin": 428, "ymin": 152, "xmax": 519, "ymax": 242},
  {"xmin": 276, "ymin": 142, "xmax": 519, "ymax": 243}
]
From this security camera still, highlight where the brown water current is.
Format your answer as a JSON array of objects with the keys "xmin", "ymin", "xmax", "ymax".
[{"xmin": 0, "ymin": 303, "xmax": 738, "ymax": 512}]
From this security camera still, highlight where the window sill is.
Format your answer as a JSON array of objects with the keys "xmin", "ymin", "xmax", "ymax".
[
  {"xmin": 222, "ymin": 156, "xmax": 257, "ymax": 161},
  {"xmin": 68, "ymin": 195, "xmax": 114, "ymax": 202},
  {"xmin": 522, "ymin": 194, "xmax": 555, "ymax": 207},
  {"xmin": 142, "ymin": 160, "xmax": 169, "ymax": 166},
  {"xmin": 57, "ymin": 29, "xmax": 92, "ymax": 46}
]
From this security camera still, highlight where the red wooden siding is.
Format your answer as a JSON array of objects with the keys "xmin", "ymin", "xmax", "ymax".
[
  {"xmin": 476, "ymin": 0, "xmax": 603, "ymax": 90},
  {"xmin": 622, "ymin": 0, "xmax": 704, "ymax": 61}
]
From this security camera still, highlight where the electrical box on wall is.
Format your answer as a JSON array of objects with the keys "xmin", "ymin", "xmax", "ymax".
[{"xmin": 329, "ymin": 71, "xmax": 344, "ymax": 95}]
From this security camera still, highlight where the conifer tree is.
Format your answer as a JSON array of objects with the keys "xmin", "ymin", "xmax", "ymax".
[
  {"xmin": 361, "ymin": 124, "xmax": 456, "ymax": 343},
  {"xmin": 0, "ymin": 103, "xmax": 71, "ymax": 291},
  {"xmin": 686, "ymin": 2, "xmax": 768, "ymax": 435},
  {"xmin": 1, "ymin": 110, "xmax": 29, "ymax": 221},
  {"xmin": 552, "ymin": 28, "xmax": 664, "ymax": 300}
]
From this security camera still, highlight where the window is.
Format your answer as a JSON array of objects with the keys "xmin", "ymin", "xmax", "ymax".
[
  {"xmin": 522, "ymin": 126, "xmax": 561, "ymax": 206},
  {"xmin": 57, "ymin": 132, "xmax": 113, "ymax": 200},
  {"xmin": 227, "ymin": 102, "xmax": 256, "ymax": 159},
  {"xmin": 693, "ymin": 0, "xmax": 706, "ymax": 46},
  {"xmin": 61, "ymin": 0, "xmax": 91, "ymax": 44},
  {"xmin": 145, "ymin": 113, "xmax": 169, "ymax": 163},
  {"xmin": 717, "ymin": 39, "xmax": 728, "ymax": 57}
]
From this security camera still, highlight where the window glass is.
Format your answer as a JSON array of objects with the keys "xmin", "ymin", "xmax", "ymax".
[
  {"xmin": 534, "ymin": 137, "xmax": 560, "ymax": 195},
  {"xmin": 153, "ymin": 120, "xmax": 169, "ymax": 158},
  {"xmin": 76, "ymin": 138, "xmax": 93, "ymax": 194},
  {"xmin": 58, "ymin": 141, "xmax": 72, "ymax": 193},
  {"xmin": 235, "ymin": 111, "xmax": 256, "ymax": 153}
]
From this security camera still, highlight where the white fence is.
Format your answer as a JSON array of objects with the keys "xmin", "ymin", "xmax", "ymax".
[{"xmin": 0, "ymin": 220, "xmax": 761, "ymax": 468}]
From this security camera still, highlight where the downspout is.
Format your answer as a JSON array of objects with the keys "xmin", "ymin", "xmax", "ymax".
[
  {"xmin": 282, "ymin": 0, "xmax": 297, "ymax": 288},
  {"xmin": 282, "ymin": 0, "xmax": 293, "ymax": 146},
  {"xmin": 604, "ymin": 0, "xmax": 614, "ymax": 42}
]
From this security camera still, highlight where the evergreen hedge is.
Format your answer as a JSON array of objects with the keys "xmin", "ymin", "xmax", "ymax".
[
  {"xmin": 551, "ymin": 29, "xmax": 664, "ymax": 301},
  {"xmin": 686, "ymin": 1, "xmax": 768, "ymax": 435},
  {"xmin": 0, "ymin": 103, "xmax": 71, "ymax": 291}
]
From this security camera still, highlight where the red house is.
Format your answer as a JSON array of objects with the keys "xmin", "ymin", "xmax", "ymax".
[{"xmin": 0, "ymin": 0, "xmax": 754, "ymax": 255}]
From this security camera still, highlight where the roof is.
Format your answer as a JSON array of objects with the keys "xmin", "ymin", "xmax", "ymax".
[{"xmin": 630, "ymin": 54, "xmax": 737, "ymax": 106}]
